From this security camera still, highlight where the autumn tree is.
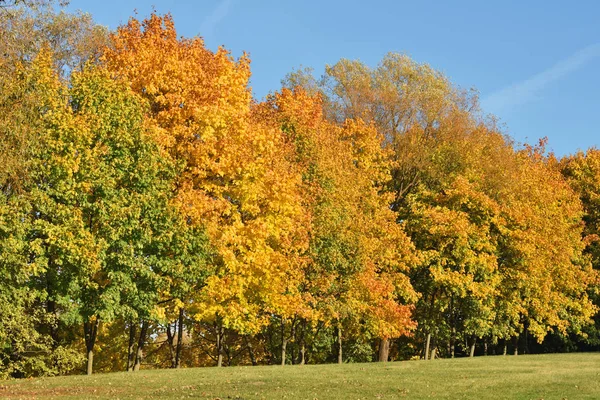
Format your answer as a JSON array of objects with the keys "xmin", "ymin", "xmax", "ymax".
[
  {"xmin": 103, "ymin": 14, "xmax": 309, "ymax": 367},
  {"xmin": 263, "ymin": 87, "xmax": 417, "ymax": 364},
  {"xmin": 560, "ymin": 149, "xmax": 600, "ymax": 347}
]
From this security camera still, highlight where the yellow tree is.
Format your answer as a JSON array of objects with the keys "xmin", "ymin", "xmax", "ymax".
[
  {"xmin": 560, "ymin": 149, "xmax": 600, "ymax": 346},
  {"xmin": 103, "ymin": 14, "xmax": 309, "ymax": 366},
  {"xmin": 496, "ymin": 143, "xmax": 596, "ymax": 352}
]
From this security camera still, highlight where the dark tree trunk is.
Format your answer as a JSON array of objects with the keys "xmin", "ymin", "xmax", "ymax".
[
  {"xmin": 450, "ymin": 322, "xmax": 456, "ymax": 358},
  {"xmin": 337, "ymin": 324, "xmax": 343, "ymax": 364},
  {"xmin": 166, "ymin": 322, "xmax": 176, "ymax": 368},
  {"xmin": 83, "ymin": 318, "xmax": 99, "ymax": 376},
  {"xmin": 449, "ymin": 295, "xmax": 455, "ymax": 359},
  {"xmin": 300, "ymin": 342, "xmax": 306, "ymax": 365},
  {"xmin": 281, "ymin": 319, "xmax": 287, "ymax": 366},
  {"xmin": 296, "ymin": 320, "xmax": 307, "ymax": 365},
  {"xmin": 133, "ymin": 320, "xmax": 149, "ymax": 371},
  {"xmin": 47, "ymin": 300, "xmax": 59, "ymax": 349},
  {"xmin": 175, "ymin": 308, "xmax": 184, "ymax": 368},
  {"xmin": 244, "ymin": 336, "xmax": 257, "ymax": 366},
  {"xmin": 215, "ymin": 316, "xmax": 224, "ymax": 367},
  {"xmin": 266, "ymin": 324, "xmax": 275, "ymax": 365},
  {"xmin": 224, "ymin": 343, "xmax": 232, "ymax": 366},
  {"xmin": 127, "ymin": 322, "xmax": 136, "ymax": 371},
  {"xmin": 513, "ymin": 336, "xmax": 519, "ymax": 356},
  {"xmin": 290, "ymin": 320, "xmax": 296, "ymax": 365}
]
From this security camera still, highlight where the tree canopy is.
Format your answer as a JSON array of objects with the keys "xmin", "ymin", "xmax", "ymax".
[{"xmin": 1, "ymin": 6, "xmax": 598, "ymax": 377}]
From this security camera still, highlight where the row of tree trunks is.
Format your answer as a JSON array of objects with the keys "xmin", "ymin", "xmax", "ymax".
[
  {"xmin": 125, "ymin": 319, "xmax": 526, "ymax": 371},
  {"xmin": 423, "ymin": 334, "xmax": 526, "ymax": 360}
]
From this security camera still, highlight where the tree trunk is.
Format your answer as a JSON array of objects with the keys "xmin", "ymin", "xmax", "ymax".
[
  {"xmin": 503, "ymin": 340, "xmax": 507, "ymax": 356},
  {"xmin": 424, "ymin": 332, "xmax": 431, "ymax": 361},
  {"xmin": 469, "ymin": 337, "xmax": 476, "ymax": 358},
  {"xmin": 266, "ymin": 324, "xmax": 275, "ymax": 365},
  {"xmin": 281, "ymin": 337, "xmax": 287, "ymax": 366},
  {"xmin": 47, "ymin": 300, "xmax": 59, "ymax": 349},
  {"xmin": 216, "ymin": 317, "xmax": 224, "ymax": 367},
  {"xmin": 300, "ymin": 342, "xmax": 306, "ymax": 365},
  {"xmin": 83, "ymin": 318, "xmax": 99, "ymax": 376},
  {"xmin": 127, "ymin": 322, "xmax": 136, "ymax": 371},
  {"xmin": 290, "ymin": 320, "xmax": 296, "ymax": 365},
  {"xmin": 244, "ymin": 336, "xmax": 257, "ymax": 366},
  {"xmin": 175, "ymin": 308, "xmax": 184, "ymax": 368},
  {"xmin": 134, "ymin": 320, "xmax": 149, "ymax": 371},
  {"xmin": 281, "ymin": 340, "xmax": 287, "ymax": 366},
  {"xmin": 337, "ymin": 324, "xmax": 343, "ymax": 364},
  {"xmin": 378, "ymin": 338, "xmax": 390, "ymax": 362},
  {"xmin": 430, "ymin": 346, "xmax": 437, "ymax": 360},
  {"xmin": 449, "ymin": 324, "xmax": 456, "ymax": 359},
  {"xmin": 166, "ymin": 322, "xmax": 176, "ymax": 368},
  {"xmin": 513, "ymin": 336, "xmax": 519, "ymax": 356},
  {"xmin": 484, "ymin": 341, "xmax": 488, "ymax": 356},
  {"xmin": 296, "ymin": 319, "xmax": 307, "ymax": 365},
  {"xmin": 281, "ymin": 319, "xmax": 287, "ymax": 366},
  {"xmin": 224, "ymin": 342, "xmax": 231, "ymax": 366},
  {"xmin": 86, "ymin": 349, "xmax": 94, "ymax": 376}
]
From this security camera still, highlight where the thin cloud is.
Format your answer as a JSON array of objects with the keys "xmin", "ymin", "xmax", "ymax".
[
  {"xmin": 199, "ymin": 0, "xmax": 232, "ymax": 38},
  {"xmin": 482, "ymin": 43, "xmax": 600, "ymax": 113}
]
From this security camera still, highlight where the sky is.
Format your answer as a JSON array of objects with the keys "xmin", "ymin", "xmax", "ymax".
[{"xmin": 66, "ymin": 0, "xmax": 600, "ymax": 156}]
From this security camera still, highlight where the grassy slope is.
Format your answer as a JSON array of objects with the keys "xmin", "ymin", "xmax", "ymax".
[{"xmin": 2, "ymin": 353, "xmax": 600, "ymax": 399}]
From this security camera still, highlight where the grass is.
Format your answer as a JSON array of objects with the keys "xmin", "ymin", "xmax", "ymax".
[{"xmin": 2, "ymin": 353, "xmax": 600, "ymax": 399}]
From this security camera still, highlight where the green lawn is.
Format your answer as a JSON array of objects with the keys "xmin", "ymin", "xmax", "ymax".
[{"xmin": 2, "ymin": 353, "xmax": 600, "ymax": 399}]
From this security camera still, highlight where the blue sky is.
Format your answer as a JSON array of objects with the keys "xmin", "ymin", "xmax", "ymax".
[{"xmin": 66, "ymin": 0, "xmax": 600, "ymax": 156}]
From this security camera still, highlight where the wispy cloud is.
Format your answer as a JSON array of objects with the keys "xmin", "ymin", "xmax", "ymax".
[
  {"xmin": 482, "ymin": 43, "xmax": 600, "ymax": 113},
  {"xmin": 199, "ymin": 0, "xmax": 232, "ymax": 38}
]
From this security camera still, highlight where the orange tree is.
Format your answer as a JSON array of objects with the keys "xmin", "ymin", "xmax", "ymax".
[{"xmin": 103, "ymin": 14, "xmax": 309, "ymax": 365}]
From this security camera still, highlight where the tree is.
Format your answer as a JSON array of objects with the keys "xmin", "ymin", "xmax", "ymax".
[
  {"xmin": 103, "ymin": 14, "xmax": 309, "ymax": 362},
  {"xmin": 496, "ymin": 144, "xmax": 596, "ymax": 348},
  {"xmin": 265, "ymin": 88, "xmax": 417, "ymax": 364},
  {"xmin": 560, "ymin": 149, "xmax": 600, "ymax": 347}
]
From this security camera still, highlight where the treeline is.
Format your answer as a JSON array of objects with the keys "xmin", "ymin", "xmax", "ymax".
[{"xmin": 1, "ymin": 4, "xmax": 600, "ymax": 378}]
